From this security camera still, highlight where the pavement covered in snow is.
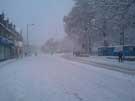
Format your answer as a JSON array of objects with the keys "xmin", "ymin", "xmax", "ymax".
[
  {"xmin": 0, "ymin": 54, "xmax": 135, "ymax": 101},
  {"xmin": 62, "ymin": 54, "xmax": 135, "ymax": 74}
]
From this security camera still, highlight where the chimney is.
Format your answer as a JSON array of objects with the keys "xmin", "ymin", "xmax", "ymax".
[
  {"xmin": 0, "ymin": 12, "xmax": 5, "ymax": 23},
  {"xmin": 6, "ymin": 18, "xmax": 9, "ymax": 27}
]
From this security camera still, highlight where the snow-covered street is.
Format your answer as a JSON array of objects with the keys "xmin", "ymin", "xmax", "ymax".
[{"xmin": 0, "ymin": 55, "xmax": 134, "ymax": 101}]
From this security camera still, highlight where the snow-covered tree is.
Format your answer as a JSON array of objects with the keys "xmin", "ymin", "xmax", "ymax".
[{"xmin": 64, "ymin": 0, "xmax": 135, "ymax": 53}]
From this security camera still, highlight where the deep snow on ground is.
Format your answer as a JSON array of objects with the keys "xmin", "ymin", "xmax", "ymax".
[
  {"xmin": 0, "ymin": 54, "xmax": 134, "ymax": 101},
  {"xmin": 63, "ymin": 53, "xmax": 135, "ymax": 71}
]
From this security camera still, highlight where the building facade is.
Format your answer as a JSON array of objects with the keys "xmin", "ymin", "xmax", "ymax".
[{"xmin": 0, "ymin": 12, "xmax": 23, "ymax": 61}]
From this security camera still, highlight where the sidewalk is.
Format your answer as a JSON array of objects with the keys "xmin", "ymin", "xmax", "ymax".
[
  {"xmin": 0, "ymin": 59, "xmax": 16, "ymax": 68},
  {"xmin": 62, "ymin": 54, "xmax": 135, "ymax": 75}
]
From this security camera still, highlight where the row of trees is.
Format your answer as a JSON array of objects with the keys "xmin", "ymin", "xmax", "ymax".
[
  {"xmin": 64, "ymin": 0, "xmax": 135, "ymax": 53},
  {"xmin": 42, "ymin": 36, "xmax": 74, "ymax": 54}
]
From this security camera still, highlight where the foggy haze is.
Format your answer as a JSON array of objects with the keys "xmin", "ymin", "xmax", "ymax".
[
  {"xmin": 0, "ymin": 0, "xmax": 73, "ymax": 46},
  {"xmin": 0, "ymin": 0, "xmax": 135, "ymax": 101}
]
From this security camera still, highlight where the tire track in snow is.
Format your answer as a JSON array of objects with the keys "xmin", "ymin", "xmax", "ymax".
[{"xmin": 63, "ymin": 88, "xmax": 85, "ymax": 101}]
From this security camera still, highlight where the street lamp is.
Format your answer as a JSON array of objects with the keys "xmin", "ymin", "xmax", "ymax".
[
  {"xmin": 26, "ymin": 24, "xmax": 35, "ymax": 55},
  {"xmin": 27, "ymin": 24, "xmax": 34, "ymax": 46}
]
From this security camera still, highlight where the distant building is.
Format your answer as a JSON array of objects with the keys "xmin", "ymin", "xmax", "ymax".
[{"xmin": 0, "ymin": 12, "xmax": 23, "ymax": 61}]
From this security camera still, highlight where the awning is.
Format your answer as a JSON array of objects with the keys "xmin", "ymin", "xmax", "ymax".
[{"xmin": 0, "ymin": 36, "xmax": 15, "ymax": 46}]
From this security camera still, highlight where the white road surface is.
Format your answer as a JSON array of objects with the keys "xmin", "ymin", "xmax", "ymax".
[{"xmin": 0, "ymin": 54, "xmax": 134, "ymax": 101}]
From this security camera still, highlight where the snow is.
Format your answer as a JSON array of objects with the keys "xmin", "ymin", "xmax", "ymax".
[
  {"xmin": 0, "ymin": 59, "xmax": 16, "ymax": 67},
  {"xmin": 0, "ymin": 54, "xmax": 134, "ymax": 101},
  {"xmin": 81, "ymin": 56, "xmax": 135, "ymax": 70},
  {"xmin": 63, "ymin": 54, "xmax": 135, "ymax": 71}
]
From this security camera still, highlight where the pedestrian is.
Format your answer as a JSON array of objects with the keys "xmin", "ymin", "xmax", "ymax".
[{"xmin": 118, "ymin": 51, "xmax": 123, "ymax": 62}]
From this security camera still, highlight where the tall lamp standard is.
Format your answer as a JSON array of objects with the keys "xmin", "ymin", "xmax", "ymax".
[{"xmin": 26, "ymin": 24, "xmax": 34, "ymax": 55}]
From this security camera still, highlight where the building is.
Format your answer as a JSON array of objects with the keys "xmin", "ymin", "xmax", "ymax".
[{"xmin": 0, "ymin": 12, "xmax": 23, "ymax": 61}]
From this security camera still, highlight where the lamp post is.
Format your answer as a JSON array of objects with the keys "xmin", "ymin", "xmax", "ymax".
[{"xmin": 26, "ymin": 24, "xmax": 34, "ymax": 56}]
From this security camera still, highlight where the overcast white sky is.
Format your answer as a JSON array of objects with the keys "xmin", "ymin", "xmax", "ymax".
[{"xmin": 0, "ymin": 0, "xmax": 73, "ymax": 46}]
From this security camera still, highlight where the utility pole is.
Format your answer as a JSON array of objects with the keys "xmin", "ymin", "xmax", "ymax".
[
  {"xmin": 84, "ymin": 27, "xmax": 91, "ymax": 55},
  {"xmin": 27, "ymin": 24, "xmax": 29, "ymax": 47},
  {"xmin": 26, "ymin": 24, "xmax": 34, "ymax": 56},
  {"xmin": 102, "ymin": 18, "xmax": 108, "ymax": 47}
]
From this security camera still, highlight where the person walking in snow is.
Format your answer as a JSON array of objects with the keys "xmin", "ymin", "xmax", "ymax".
[{"xmin": 118, "ymin": 51, "xmax": 123, "ymax": 62}]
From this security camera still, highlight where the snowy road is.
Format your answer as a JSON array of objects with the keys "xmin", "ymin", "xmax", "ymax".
[{"xmin": 0, "ymin": 55, "xmax": 134, "ymax": 101}]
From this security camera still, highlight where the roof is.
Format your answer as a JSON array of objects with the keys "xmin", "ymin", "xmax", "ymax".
[{"xmin": 0, "ymin": 22, "xmax": 17, "ymax": 37}]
